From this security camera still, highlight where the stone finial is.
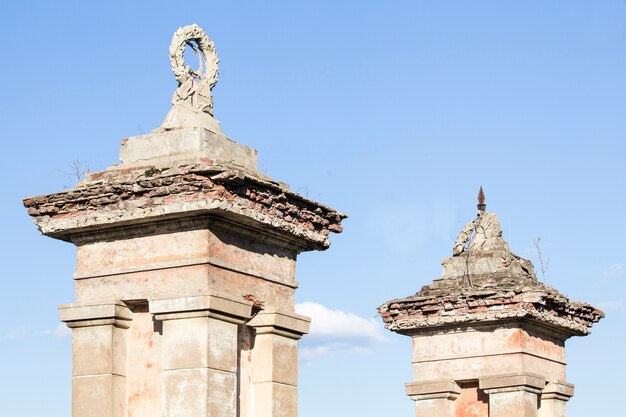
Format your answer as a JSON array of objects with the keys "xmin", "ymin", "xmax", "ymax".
[
  {"xmin": 160, "ymin": 24, "xmax": 222, "ymax": 132},
  {"xmin": 452, "ymin": 211, "xmax": 509, "ymax": 257},
  {"xmin": 477, "ymin": 186, "xmax": 486, "ymax": 211}
]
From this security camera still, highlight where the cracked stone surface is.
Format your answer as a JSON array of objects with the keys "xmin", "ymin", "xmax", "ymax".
[{"xmin": 378, "ymin": 211, "xmax": 603, "ymax": 337}]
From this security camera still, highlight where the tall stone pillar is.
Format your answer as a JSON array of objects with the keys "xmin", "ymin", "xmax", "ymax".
[
  {"xmin": 378, "ymin": 190, "xmax": 602, "ymax": 417},
  {"xmin": 538, "ymin": 382, "xmax": 574, "ymax": 417},
  {"xmin": 150, "ymin": 295, "xmax": 252, "ymax": 417},
  {"xmin": 248, "ymin": 311, "xmax": 310, "ymax": 417},
  {"xmin": 480, "ymin": 374, "xmax": 545, "ymax": 417},
  {"xmin": 59, "ymin": 302, "xmax": 132, "ymax": 417},
  {"xmin": 24, "ymin": 24, "xmax": 344, "ymax": 417}
]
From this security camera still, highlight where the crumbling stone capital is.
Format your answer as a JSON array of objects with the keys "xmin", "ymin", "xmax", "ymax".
[
  {"xmin": 405, "ymin": 380, "xmax": 461, "ymax": 417},
  {"xmin": 149, "ymin": 294, "xmax": 253, "ymax": 324},
  {"xmin": 405, "ymin": 380, "xmax": 462, "ymax": 401},
  {"xmin": 541, "ymin": 381, "xmax": 574, "ymax": 401},
  {"xmin": 480, "ymin": 372, "xmax": 546, "ymax": 395},
  {"xmin": 248, "ymin": 310, "xmax": 311, "ymax": 340},
  {"xmin": 59, "ymin": 301, "xmax": 132, "ymax": 329}
]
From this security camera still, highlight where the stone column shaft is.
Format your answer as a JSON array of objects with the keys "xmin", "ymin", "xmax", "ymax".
[
  {"xmin": 481, "ymin": 373, "xmax": 545, "ymax": 417},
  {"xmin": 150, "ymin": 295, "xmax": 252, "ymax": 417},
  {"xmin": 405, "ymin": 380, "xmax": 460, "ymax": 417},
  {"xmin": 59, "ymin": 302, "xmax": 132, "ymax": 417},
  {"xmin": 248, "ymin": 311, "xmax": 310, "ymax": 417}
]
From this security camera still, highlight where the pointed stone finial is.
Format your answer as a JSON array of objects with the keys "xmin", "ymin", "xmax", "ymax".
[{"xmin": 477, "ymin": 186, "xmax": 486, "ymax": 212}]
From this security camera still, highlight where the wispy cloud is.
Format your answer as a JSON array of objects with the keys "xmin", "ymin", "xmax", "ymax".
[
  {"xmin": 4, "ymin": 324, "xmax": 71, "ymax": 340},
  {"xmin": 597, "ymin": 300, "xmax": 624, "ymax": 311},
  {"xmin": 42, "ymin": 323, "xmax": 71, "ymax": 338},
  {"xmin": 604, "ymin": 263, "xmax": 624, "ymax": 277},
  {"xmin": 597, "ymin": 263, "xmax": 624, "ymax": 284},
  {"xmin": 295, "ymin": 302, "xmax": 385, "ymax": 362}
]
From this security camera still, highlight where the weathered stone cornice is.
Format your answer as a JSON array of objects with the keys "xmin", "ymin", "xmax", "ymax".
[
  {"xmin": 23, "ymin": 162, "xmax": 346, "ymax": 251},
  {"xmin": 378, "ymin": 283, "xmax": 604, "ymax": 337}
]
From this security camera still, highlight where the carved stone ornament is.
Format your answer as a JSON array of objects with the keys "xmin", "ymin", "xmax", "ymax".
[{"xmin": 169, "ymin": 24, "xmax": 219, "ymax": 116}]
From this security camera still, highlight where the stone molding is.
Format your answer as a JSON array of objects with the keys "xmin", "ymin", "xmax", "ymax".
[
  {"xmin": 541, "ymin": 381, "xmax": 574, "ymax": 401},
  {"xmin": 149, "ymin": 294, "xmax": 253, "ymax": 324},
  {"xmin": 480, "ymin": 373, "xmax": 546, "ymax": 394},
  {"xmin": 72, "ymin": 255, "xmax": 298, "ymax": 289},
  {"xmin": 248, "ymin": 311, "xmax": 311, "ymax": 340},
  {"xmin": 59, "ymin": 301, "xmax": 132, "ymax": 329},
  {"xmin": 405, "ymin": 380, "xmax": 461, "ymax": 401}
]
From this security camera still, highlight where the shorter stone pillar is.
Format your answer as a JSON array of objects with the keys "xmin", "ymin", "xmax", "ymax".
[
  {"xmin": 248, "ymin": 311, "xmax": 310, "ymax": 417},
  {"xmin": 538, "ymin": 382, "xmax": 574, "ymax": 417},
  {"xmin": 405, "ymin": 380, "xmax": 460, "ymax": 417},
  {"xmin": 59, "ymin": 301, "xmax": 132, "ymax": 417},
  {"xmin": 379, "ymin": 205, "xmax": 603, "ymax": 417},
  {"xmin": 480, "ymin": 373, "xmax": 545, "ymax": 417},
  {"xmin": 150, "ymin": 295, "xmax": 252, "ymax": 417}
]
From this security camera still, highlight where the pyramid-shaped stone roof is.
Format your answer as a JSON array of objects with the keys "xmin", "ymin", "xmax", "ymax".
[{"xmin": 379, "ymin": 209, "xmax": 603, "ymax": 337}]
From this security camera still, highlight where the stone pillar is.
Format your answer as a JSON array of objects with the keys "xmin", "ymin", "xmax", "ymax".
[
  {"xmin": 59, "ymin": 302, "xmax": 132, "ymax": 417},
  {"xmin": 149, "ymin": 295, "xmax": 252, "ymax": 417},
  {"xmin": 23, "ymin": 25, "xmax": 345, "ymax": 417},
  {"xmin": 405, "ymin": 380, "xmax": 460, "ymax": 417},
  {"xmin": 480, "ymin": 373, "xmax": 545, "ymax": 417},
  {"xmin": 538, "ymin": 382, "xmax": 574, "ymax": 417},
  {"xmin": 248, "ymin": 311, "xmax": 310, "ymax": 417},
  {"xmin": 379, "ymin": 206, "xmax": 603, "ymax": 417}
]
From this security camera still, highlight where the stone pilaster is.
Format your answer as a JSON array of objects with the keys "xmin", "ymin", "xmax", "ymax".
[
  {"xmin": 149, "ymin": 295, "xmax": 252, "ymax": 417},
  {"xmin": 59, "ymin": 302, "xmax": 132, "ymax": 417},
  {"xmin": 538, "ymin": 381, "xmax": 574, "ymax": 417},
  {"xmin": 480, "ymin": 373, "xmax": 545, "ymax": 417},
  {"xmin": 248, "ymin": 311, "xmax": 310, "ymax": 417},
  {"xmin": 405, "ymin": 380, "xmax": 460, "ymax": 417}
]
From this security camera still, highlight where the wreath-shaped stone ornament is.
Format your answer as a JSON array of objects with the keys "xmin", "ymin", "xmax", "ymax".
[{"xmin": 169, "ymin": 24, "xmax": 219, "ymax": 116}]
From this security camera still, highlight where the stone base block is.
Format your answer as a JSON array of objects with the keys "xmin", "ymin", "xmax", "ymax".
[
  {"xmin": 254, "ymin": 382, "xmax": 298, "ymax": 417},
  {"xmin": 72, "ymin": 374, "xmax": 125, "ymax": 417},
  {"xmin": 163, "ymin": 368, "xmax": 236, "ymax": 417}
]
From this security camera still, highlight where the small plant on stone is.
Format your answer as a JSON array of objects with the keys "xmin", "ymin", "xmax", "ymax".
[
  {"xmin": 144, "ymin": 167, "xmax": 162, "ymax": 177},
  {"xmin": 62, "ymin": 159, "xmax": 90, "ymax": 188},
  {"xmin": 534, "ymin": 236, "xmax": 550, "ymax": 282}
]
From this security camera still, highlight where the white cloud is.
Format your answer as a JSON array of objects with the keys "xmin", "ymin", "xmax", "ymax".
[
  {"xmin": 43, "ymin": 323, "xmax": 71, "ymax": 338},
  {"xmin": 296, "ymin": 302, "xmax": 384, "ymax": 342},
  {"xmin": 295, "ymin": 302, "xmax": 385, "ymax": 362}
]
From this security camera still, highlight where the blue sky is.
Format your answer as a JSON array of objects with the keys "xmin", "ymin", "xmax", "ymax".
[{"xmin": 1, "ymin": 2, "xmax": 625, "ymax": 416}]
